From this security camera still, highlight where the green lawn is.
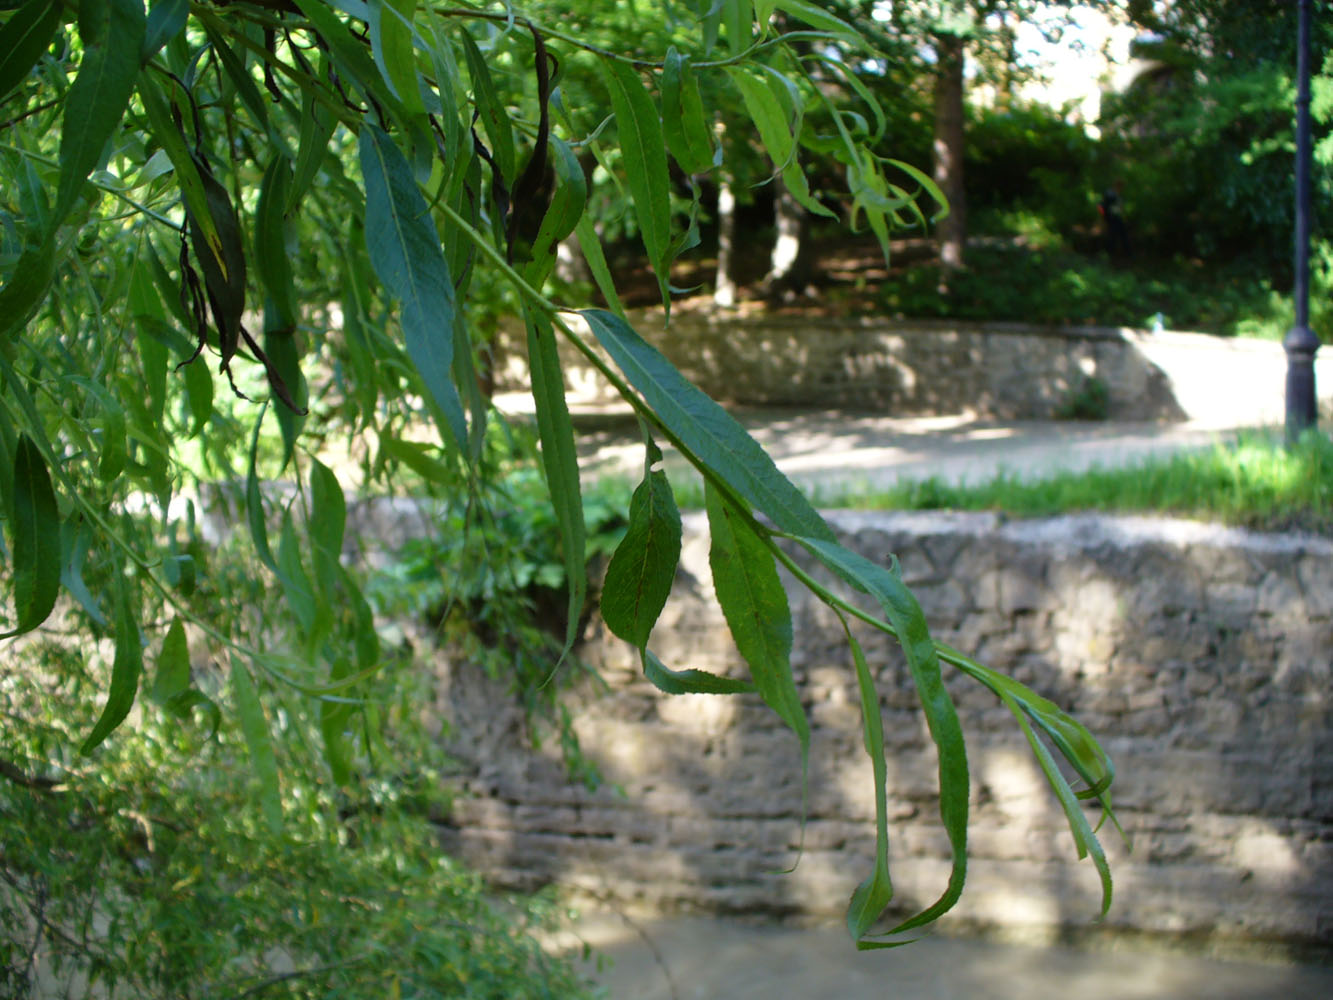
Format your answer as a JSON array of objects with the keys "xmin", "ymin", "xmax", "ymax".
[{"xmin": 812, "ymin": 432, "xmax": 1333, "ymax": 535}]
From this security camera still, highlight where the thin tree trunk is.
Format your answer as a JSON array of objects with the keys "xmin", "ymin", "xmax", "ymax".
[
  {"xmin": 714, "ymin": 172, "xmax": 738, "ymax": 307},
  {"xmin": 933, "ymin": 31, "xmax": 967, "ymax": 280},
  {"xmin": 761, "ymin": 173, "xmax": 807, "ymax": 299}
]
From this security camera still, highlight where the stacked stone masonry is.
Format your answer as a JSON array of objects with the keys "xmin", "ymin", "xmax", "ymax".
[
  {"xmin": 495, "ymin": 314, "xmax": 1277, "ymax": 420},
  {"xmin": 433, "ymin": 510, "xmax": 1333, "ymax": 949}
]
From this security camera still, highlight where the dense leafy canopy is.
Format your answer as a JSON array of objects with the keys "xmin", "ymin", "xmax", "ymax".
[{"xmin": 0, "ymin": 0, "xmax": 1120, "ymax": 987}]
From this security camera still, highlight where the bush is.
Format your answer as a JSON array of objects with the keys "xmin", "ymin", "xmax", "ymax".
[{"xmin": 1, "ymin": 631, "xmax": 594, "ymax": 999}]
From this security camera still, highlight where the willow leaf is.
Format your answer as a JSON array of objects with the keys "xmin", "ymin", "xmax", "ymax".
[
  {"xmin": 54, "ymin": 0, "xmax": 145, "ymax": 228},
  {"xmin": 369, "ymin": 0, "xmax": 425, "ymax": 114},
  {"xmin": 643, "ymin": 649, "xmax": 755, "ymax": 695},
  {"xmin": 256, "ymin": 156, "xmax": 297, "ymax": 331},
  {"xmin": 723, "ymin": 0, "xmax": 752, "ymax": 55},
  {"xmin": 661, "ymin": 49, "xmax": 715, "ymax": 175},
  {"xmin": 581, "ymin": 308, "xmax": 833, "ymax": 543},
  {"xmin": 942, "ymin": 642, "xmax": 1114, "ymax": 800},
  {"xmin": 459, "ymin": 30, "xmax": 515, "ymax": 186},
  {"xmin": 800, "ymin": 536, "xmax": 969, "ymax": 936},
  {"xmin": 293, "ymin": 0, "xmax": 400, "ymax": 115},
  {"xmin": 359, "ymin": 124, "xmax": 467, "ymax": 450},
  {"xmin": 527, "ymin": 136, "xmax": 588, "ymax": 275},
  {"xmin": 1000, "ymin": 686, "xmax": 1114, "ymax": 917},
  {"xmin": 705, "ymin": 482, "xmax": 807, "ymax": 779},
  {"xmin": 201, "ymin": 19, "xmax": 270, "ymax": 132},
  {"xmin": 574, "ymin": 215, "xmax": 625, "ymax": 317},
  {"xmin": 774, "ymin": 0, "xmax": 863, "ymax": 47},
  {"xmin": 843, "ymin": 625, "xmax": 894, "ymax": 946},
  {"xmin": 246, "ymin": 405, "xmax": 278, "ymax": 572},
  {"xmin": 0, "ymin": 0, "xmax": 60, "ymax": 101},
  {"xmin": 151, "ymin": 617, "xmax": 191, "ymax": 707},
  {"xmin": 601, "ymin": 469, "xmax": 680, "ymax": 649},
  {"xmin": 600, "ymin": 57, "xmax": 671, "ymax": 307},
  {"xmin": 59, "ymin": 519, "xmax": 107, "ymax": 627},
  {"xmin": 526, "ymin": 312, "xmax": 586, "ymax": 661},
  {"xmin": 80, "ymin": 567, "xmax": 142, "ymax": 754},
  {"xmin": 380, "ymin": 436, "xmax": 454, "ymax": 486},
  {"xmin": 141, "ymin": 0, "xmax": 187, "ymax": 62},
  {"xmin": 230, "ymin": 657, "xmax": 283, "ymax": 833},
  {"xmin": 0, "ymin": 242, "xmax": 56, "ymax": 343},
  {"xmin": 288, "ymin": 74, "xmax": 337, "ymax": 212},
  {"xmin": 137, "ymin": 74, "xmax": 223, "ymax": 272},
  {"xmin": 308, "ymin": 458, "xmax": 345, "ymax": 599},
  {"xmin": 3, "ymin": 435, "xmax": 61, "ymax": 638}
]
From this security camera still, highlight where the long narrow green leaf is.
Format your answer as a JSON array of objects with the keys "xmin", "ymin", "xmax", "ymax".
[
  {"xmin": 0, "ymin": 0, "xmax": 60, "ymax": 101},
  {"xmin": 799, "ymin": 537, "xmax": 969, "ymax": 936},
  {"xmin": 256, "ymin": 158, "xmax": 298, "ymax": 331},
  {"xmin": 319, "ymin": 657, "xmax": 355, "ymax": 786},
  {"xmin": 80, "ymin": 566, "xmax": 142, "ymax": 754},
  {"xmin": 726, "ymin": 65, "xmax": 795, "ymax": 169},
  {"xmin": 705, "ymin": 482, "xmax": 807, "ymax": 781},
  {"xmin": 580, "ymin": 308, "xmax": 834, "ymax": 543},
  {"xmin": 380, "ymin": 436, "xmax": 455, "ymax": 486},
  {"xmin": 2, "ymin": 434, "xmax": 61, "ymax": 638},
  {"xmin": 774, "ymin": 0, "xmax": 864, "ymax": 47},
  {"xmin": 459, "ymin": 29, "xmax": 515, "ymax": 186},
  {"xmin": 600, "ymin": 57, "xmax": 671, "ymax": 307},
  {"xmin": 573, "ymin": 215, "xmax": 625, "ymax": 317},
  {"xmin": 137, "ymin": 73, "xmax": 224, "ymax": 271},
  {"xmin": 245, "ymin": 404, "xmax": 278, "ymax": 572},
  {"xmin": 141, "ymin": 0, "xmax": 187, "ymax": 63},
  {"xmin": 59, "ymin": 519, "xmax": 107, "ymax": 627},
  {"xmin": 151, "ymin": 617, "xmax": 191, "ymax": 707},
  {"xmin": 293, "ymin": 0, "xmax": 402, "ymax": 116},
  {"xmin": 643, "ymin": 648, "xmax": 755, "ymax": 695},
  {"xmin": 601, "ymin": 468, "xmax": 680, "ymax": 649},
  {"xmin": 277, "ymin": 510, "xmax": 319, "ymax": 637},
  {"xmin": 525, "ymin": 136, "xmax": 588, "ymax": 277},
  {"xmin": 201, "ymin": 19, "xmax": 270, "ymax": 132},
  {"xmin": 999, "ymin": 686, "xmax": 1114, "ymax": 917},
  {"xmin": 843, "ymin": 624, "xmax": 894, "ymax": 945},
  {"xmin": 53, "ymin": 0, "xmax": 146, "ymax": 229},
  {"xmin": 359, "ymin": 124, "xmax": 467, "ymax": 450},
  {"xmin": 230, "ymin": 657, "xmax": 283, "ymax": 833},
  {"xmin": 288, "ymin": 69, "xmax": 337, "ymax": 212},
  {"xmin": 526, "ymin": 312, "xmax": 586, "ymax": 661},
  {"xmin": 369, "ymin": 0, "xmax": 425, "ymax": 114},
  {"xmin": 661, "ymin": 49, "xmax": 715, "ymax": 175},
  {"xmin": 0, "ymin": 242, "xmax": 56, "ymax": 343},
  {"xmin": 308, "ymin": 458, "xmax": 346, "ymax": 598},
  {"xmin": 942, "ymin": 642, "xmax": 1115, "ymax": 800},
  {"xmin": 723, "ymin": 0, "xmax": 753, "ymax": 55}
]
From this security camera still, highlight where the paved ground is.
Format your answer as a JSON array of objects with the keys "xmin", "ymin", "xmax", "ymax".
[
  {"xmin": 557, "ymin": 911, "xmax": 1333, "ymax": 1000},
  {"xmin": 568, "ymin": 408, "xmax": 1258, "ymax": 494}
]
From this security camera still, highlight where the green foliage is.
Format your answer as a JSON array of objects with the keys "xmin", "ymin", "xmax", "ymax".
[
  {"xmin": 825, "ymin": 432, "xmax": 1333, "ymax": 536},
  {"xmin": 0, "ymin": 632, "xmax": 591, "ymax": 999},
  {"xmin": 877, "ymin": 241, "xmax": 1302, "ymax": 337},
  {"xmin": 0, "ymin": 0, "xmax": 1121, "ymax": 964},
  {"xmin": 1055, "ymin": 375, "xmax": 1110, "ymax": 422}
]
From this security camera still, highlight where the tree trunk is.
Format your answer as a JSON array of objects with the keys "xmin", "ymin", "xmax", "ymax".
[
  {"xmin": 933, "ymin": 31, "xmax": 967, "ymax": 280},
  {"xmin": 761, "ymin": 173, "xmax": 807, "ymax": 300},
  {"xmin": 714, "ymin": 172, "xmax": 738, "ymax": 307}
]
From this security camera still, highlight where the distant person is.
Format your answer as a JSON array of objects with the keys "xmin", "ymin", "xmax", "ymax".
[{"xmin": 1099, "ymin": 180, "xmax": 1131, "ymax": 258}]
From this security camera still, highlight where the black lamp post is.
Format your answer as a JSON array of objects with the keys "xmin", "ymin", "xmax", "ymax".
[{"xmin": 1285, "ymin": 0, "xmax": 1319, "ymax": 443}]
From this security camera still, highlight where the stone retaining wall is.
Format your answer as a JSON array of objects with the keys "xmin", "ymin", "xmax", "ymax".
[
  {"xmin": 495, "ymin": 315, "xmax": 1229, "ymax": 420},
  {"xmin": 432, "ymin": 511, "xmax": 1333, "ymax": 950}
]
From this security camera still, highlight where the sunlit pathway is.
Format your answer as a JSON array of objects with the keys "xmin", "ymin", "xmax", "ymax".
[{"xmin": 558, "ymin": 912, "xmax": 1333, "ymax": 1000}]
